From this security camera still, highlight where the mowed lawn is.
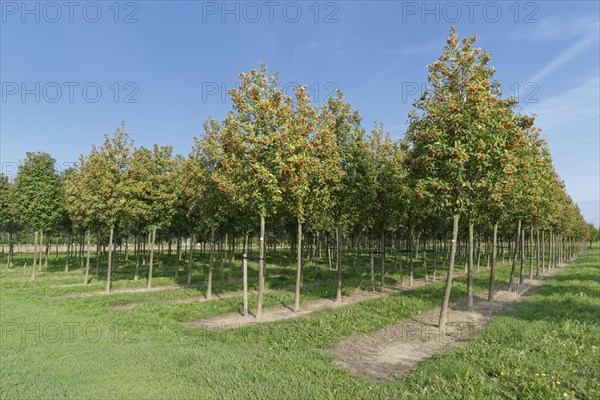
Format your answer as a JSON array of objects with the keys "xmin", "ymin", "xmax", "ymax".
[{"xmin": 1, "ymin": 248, "xmax": 598, "ymax": 399}]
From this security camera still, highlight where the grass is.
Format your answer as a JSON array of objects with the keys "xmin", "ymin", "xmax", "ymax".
[{"xmin": 1, "ymin": 247, "xmax": 597, "ymax": 399}]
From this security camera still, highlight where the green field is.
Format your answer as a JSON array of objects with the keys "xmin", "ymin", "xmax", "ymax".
[{"xmin": 1, "ymin": 248, "xmax": 598, "ymax": 399}]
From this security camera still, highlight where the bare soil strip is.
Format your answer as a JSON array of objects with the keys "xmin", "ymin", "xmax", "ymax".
[
  {"xmin": 330, "ymin": 264, "xmax": 567, "ymax": 380},
  {"xmin": 186, "ymin": 272, "xmax": 453, "ymax": 329}
]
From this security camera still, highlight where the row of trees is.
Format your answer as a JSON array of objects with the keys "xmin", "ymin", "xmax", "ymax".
[{"xmin": 1, "ymin": 28, "xmax": 593, "ymax": 326}]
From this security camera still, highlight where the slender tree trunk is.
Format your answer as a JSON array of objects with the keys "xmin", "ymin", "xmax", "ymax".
[
  {"xmin": 44, "ymin": 240, "xmax": 50, "ymax": 270},
  {"xmin": 529, "ymin": 226, "xmax": 534, "ymax": 279},
  {"xmin": 207, "ymin": 221, "xmax": 215, "ymax": 300},
  {"xmin": 38, "ymin": 230, "xmax": 44, "ymax": 271},
  {"xmin": 228, "ymin": 236, "xmax": 234, "ymax": 283},
  {"xmin": 336, "ymin": 222, "xmax": 343, "ymax": 303},
  {"xmin": 409, "ymin": 227, "xmax": 414, "ymax": 287},
  {"xmin": 242, "ymin": 253, "xmax": 249, "ymax": 316},
  {"xmin": 476, "ymin": 236, "xmax": 481, "ymax": 272},
  {"xmin": 134, "ymin": 234, "xmax": 141, "ymax": 281},
  {"xmin": 83, "ymin": 230, "xmax": 91, "ymax": 285},
  {"xmin": 467, "ymin": 222, "xmax": 474, "ymax": 312},
  {"xmin": 439, "ymin": 214, "xmax": 460, "ymax": 329},
  {"xmin": 541, "ymin": 231, "xmax": 546, "ymax": 273},
  {"xmin": 508, "ymin": 219, "xmax": 522, "ymax": 289},
  {"xmin": 95, "ymin": 232, "xmax": 100, "ymax": 279},
  {"xmin": 294, "ymin": 219, "xmax": 302, "ymax": 312},
  {"xmin": 147, "ymin": 226, "xmax": 157, "ymax": 289},
  {"xmin": 64, "ymin": 234, "xmax": 71, "ymax": 272},
  {"xmin": 7, "ymin": 233, "xmax": 14, "ymax": 269},
  {"xmin": 519, "ymin": 226, "xmax": 525, "ymax": 285},
  {"xmin": 187, "ymin": 234, "xmax": 195, "ymax": 286},
  {"xmin": 220, "ymin": 235, "xmax": 227, "ymax": 282},
  {"xmin": 432, "ymin": 235, "xmax": 437, "ymax": 281},
  {"xmin": 488, "ymin": 222, "xmax": 498, "ymax": 301},
  {"xmin": 256, "ymin": 214, "xmax": 266, "ymax": 318},
  {"xmin": 31, "ymin": 230, "xmax": 38, "ymax": 281},
  {"xmin": 370, "ymin": 252, "xmax": 375, "ymax": 292},
  {"xmin": 380, "ymin": 231, "xmax": 385, "ymax": 292},
  {"xmin": 105, "ymin": 226, "xmax": 114, "ymax": 292},
  {"xmin": 175, "ymin": 237, "xmax": 181, "ymax": 278},
  {"xmin": 242, "ymin": 234, "xmax": 249, "ymax": 316}
]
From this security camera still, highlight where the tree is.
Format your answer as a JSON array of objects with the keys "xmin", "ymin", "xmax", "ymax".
[
  {"xmin": 124, "ymin": 144, "xmax": 176, "ymax": 288},
  {"xmin": 75, "ymin": 124, "xmax": 133, "ymax": 292},
  {"xmin": 324, "ymin": 90, "xmax": 365, "ymax": 303},
  {"xmin": 405, "ymin": 27, "xmax": 512, "ymax": 326},
  {"xmin": 0, "ymin": 175, "xmax": 21, "ymax": 268},
  {"xmin": 13, "ymin": 152, "xmax": 63, "ymax": 280},
  {"xmin": 217, "ymin": 65, "xmax": 289, "ymax": 318},
  {"xmin": 188, "ymin": 118, "xmax": 225, "ymax": 299}
]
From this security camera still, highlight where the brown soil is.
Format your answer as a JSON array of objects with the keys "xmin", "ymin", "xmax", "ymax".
[{"xmin": 330, "ymin": 264, "xmax": 567, "ymax": 380}]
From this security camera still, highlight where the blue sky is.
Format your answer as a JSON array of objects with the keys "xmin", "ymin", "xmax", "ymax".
[{"xmin": 1, "ymin": 1, "xmax": 599, "ymax": 226}]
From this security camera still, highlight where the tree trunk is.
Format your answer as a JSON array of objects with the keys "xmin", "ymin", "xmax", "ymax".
[
  {"xmin": 529, "ymin": 226, "xmax": 534, "ymax": 279},
  {"xmin": 7, "ymin": 233, "xmax": 14, "ymax": 269},
  {"xmin": 242, "ymin": 253, "xmax": 249, "ymax": 316},
  {"xmin": 207, "ymin": 221, "xmax": 215, "ymax": 300},
  {"xmin": 175, "ymin": 237, "xmax": 181, "ymax": 278},
  {"xmin": 370, "ymin": 252, "xmax": 375, "ymax": 292},
  {"xmin": 508, "ymin": 219, "xmax": 522, "ymax": 289},
  {"xmin": 336, "ymin": 222, "xmax": 343, "ymax": 303},
  {"xmin": 147, "ymin": 226, "xmax": 157, "ymax": 289},
  {"xmin": 294, "ymin": 219, "xmax": 302, "ymax": 312},
  {"xmin": 64, "ymin": 234, "xmax": 71, "ymax": 272},
  {"xmin": 242, "ymin": 234, "xmax": 249, "ymax": 316},
  {"xmin": 83, "ymin": 230, "xmax": 91, "ymax": 285},
  {"xmin": 439, "ymin": 214, "xmax": 460, "ymax": 329},
  {"xmin": 256, "ymin": 214, "xmax": 266, "ymax": 318},
  {"xmin": 105, "ymin": 226, "xmax": 114, "ymax": 292},
  {"xmin": 95, "ymin": 232, "xmax": 100, "ymax": 279},
  {"xmin": 432, "ymin": 235, "xmax": 437, "ymax": 281},
  {"xmin": 380, "ymin": 231, "xmax": 385, "ymax": 292},
  {"xmin": 187, "ymin": 234, "xmax": 195, "ymax": 286},
  {"xmin": 38, "ymin": 230, "xmax": 44, "ymax": 271},
  {"xmin": 134, "ymin": 234, "xmax": 141, "ymax": 281},
  {"xmin": 488, "ymin": 222, "xmax": 498, "ymax": 301},
  {"xmin": 467, "ymin": 222, "xmax": 474, "ymax": 312},
  {"xmin": 541, "ymin": 231, "xmax": 545, "ymax": 273},
  {"xmin": 31, "ymin": 230, "xmax": 38, "ymax": 281},
  {"xmin": 409, "ymin": 226, "xmax": 414, "ymax": 287},
  {"xmin": 519, "ymin": 226, "xmax": 525, "ymax": 285}
]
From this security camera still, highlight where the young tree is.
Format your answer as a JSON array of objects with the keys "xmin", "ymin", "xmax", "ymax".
[
  {"xmin": 217, "ymin": 65, "xmax": 289, "ymax": 318},
  {"xmin": 13, "ymin": 152, "xmax": 63, "ymax": 280},
  {"xmin": 405, "ymin": 27, "xmax": 512, "ymax": 326},
  {"xmin": 124, "ymin": 144, "xmax": 176, "ymax": 288},
  {"xmin": 187, "ymin": 118, "xmax": 225, "ymax": 299},
  {"xmin": 76, "ymin": 124, "xmax": 133, "ymax": 292},
  {"xmin": 0, "ymin": 175, "xmax": 21, "ymax": 269},
  {"xmin": 324, "ymin": 90, "xmax": 365, "ymax": 302}
]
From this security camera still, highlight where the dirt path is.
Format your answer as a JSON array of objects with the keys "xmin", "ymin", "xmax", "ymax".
[
  {"xmin": 330, "ymin": 263, "xmax": 568, "ymax": 380},
  {"xmin": 186, "ymin": 272, "xmax": 455, "ymax": 329}
]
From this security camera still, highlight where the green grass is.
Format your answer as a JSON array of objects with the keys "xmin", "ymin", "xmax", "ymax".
[{"xmin": 1, "ymin": 248, "xmax": 597, "ymax": 399}]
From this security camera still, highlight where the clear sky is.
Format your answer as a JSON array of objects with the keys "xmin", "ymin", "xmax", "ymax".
[{"xmin": 1, "ymin": 1, "xmax": 599, "ymax": 226}]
